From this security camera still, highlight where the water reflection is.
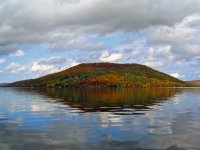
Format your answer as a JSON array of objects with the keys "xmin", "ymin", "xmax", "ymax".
[
  {"xmin": 0, "ymin": 87, "xmax": 200, "ymax": 150},
  {"xmin": 15, "ymin": 87, "xmax": 178, "ymax": 114}
]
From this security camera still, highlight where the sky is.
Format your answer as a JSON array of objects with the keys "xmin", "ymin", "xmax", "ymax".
[{"xmin": 0, "ymin": 0, "xmax": 200, "ymax": 82}]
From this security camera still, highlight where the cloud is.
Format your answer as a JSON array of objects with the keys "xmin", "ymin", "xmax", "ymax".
[
  {"xmin": 147, "ymin": 46, "xmax": 173, "ymax": 60},
  {"xmin": 30, "ymin": 62, "xmax": 54, "ymax": 73},
  {"xmin": 0, "ymin": 58, "xmax": 6, "ymax": 64},
  {"xmin": 29, "ymin": 56, "xmax": 79, "ymax": 75},
  {"xmin": 0, "ymin": 0, "xmax": 200, "ymax": 81},
  {"xmin": 0, "ymin": 0, "xmax": 199, "ymax": 55},
  {"xmin": 148, "ymin": 20, "xmax": 194, "ymax": 45},
  {"xmin": 6, "ymin": 62, "xmax": 26, "ymax": 73},
  {"xmin": 4, "ymin": 56, "xmax": 79, "ymax": 78},
  {"xmin": 148, "ymin": 14, "xmax": 200, "ymax": 61},
  {"xmin": 140, "ymin": 46, "xmax": 172, "ymax": 68},
  {"xmin": 99, "ymin": 51, "xmax": 122, "ymax": 62},
  {"xmin": 43, "ymin": 32, "xmax": 106, "ymax": 51},
  {"xmin": 170, "ymin": 73, "xmax": 180, "ymax": 78},
  {"xmin": 10, "ymin": 50, "xmax": 25, "ymax": 57}
]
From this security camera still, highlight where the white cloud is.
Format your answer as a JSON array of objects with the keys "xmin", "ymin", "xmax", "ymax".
[
  {"xmin": 10, "ymin": 50, "xmax": 25, "ymax": 57},
  {"xmin": 43, "ymin": 32, "xmax": 106, "ymax": 51},
  {"xmin": 6, "ymin": 62, "xmax": 26, "ymax": 73},
  {"xmin": 148, "ymin": 14, "xmax": 200, "ymax": 61},
  {"xmin": 29, "ymin": 56, "xmax": 79, "ymax": 76},
  {"xmin": 148, "ymin": 14, "xmax": 200, "ymax": 43},
  {"xmin": 148, "ymin": 23, "xmax": 194, "ymax": 45},
  {"xmin": 170, "ymin": 73, "xmax": 180, "ymax": 78},
  {"xmin": 142, "ymin": 46, "xmax": 173, "ymax": 68},
  {"xmin": 4, "ymin": 56, "xmax": 79, "ymax": 78},
  {"xmin": 147, "ymin": 46, "xmax": 172, "ymax": 60},
  {"xmin": 99, "ymin": 51, "xmax": 122, "ymax": 62},
  {"xmin": 30, "ymin": 62, "xmax": 54, "ymax": 73},
  {"xmin": 0, "ymin": 0, "xmax": 200, "ymax": 81},
  {"xmin": 170, "ymin": 73, "xmax": 185, "ymax": 79},
  {"xmin": 0, "ymin": 58, "xmax": 6, "ymax": 64},
  {"xmin": 0, "ymin": 0, "xmax": 199, "ymax": 55}
]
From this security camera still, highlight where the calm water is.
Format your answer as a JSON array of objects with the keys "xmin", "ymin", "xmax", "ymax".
[{"xmin": 0, "ymin": 87, "xmax": 200, "ymax": 150}]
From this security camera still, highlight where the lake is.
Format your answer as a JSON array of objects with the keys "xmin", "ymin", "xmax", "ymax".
[{"xmin": 0, "ymin": 87, "xmax": 200, "ymax": 150}]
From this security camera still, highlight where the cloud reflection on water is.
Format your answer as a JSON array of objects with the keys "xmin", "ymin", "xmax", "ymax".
[{"xmin": 0, "ymin": 87, "xmax": 200, "ymax": 149}]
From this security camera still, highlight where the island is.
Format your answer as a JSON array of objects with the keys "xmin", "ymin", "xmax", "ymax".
[{"xmin": 3, "ymin": 63, "xmax": 191, "ymax": 88}]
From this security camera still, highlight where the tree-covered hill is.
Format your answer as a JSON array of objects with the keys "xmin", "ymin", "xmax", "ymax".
[{"xmin": 4, "ymin": 63, "xmax": 190, "ymax": 87}]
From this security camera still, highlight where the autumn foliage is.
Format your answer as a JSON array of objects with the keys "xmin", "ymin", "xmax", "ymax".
[{"xmin": 6, "ymin": 63, "xmax": 190, "ymax": 87}]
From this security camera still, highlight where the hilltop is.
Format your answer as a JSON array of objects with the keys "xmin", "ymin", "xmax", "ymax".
[{"xmin": 4, "ymin": 63, "xmax": 189, "ymax": 87}]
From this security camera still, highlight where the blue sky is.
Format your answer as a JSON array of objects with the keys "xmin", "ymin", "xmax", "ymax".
[{"xmin": 0, "ymin": 0, "xmax": 200, "ymax": 82}]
